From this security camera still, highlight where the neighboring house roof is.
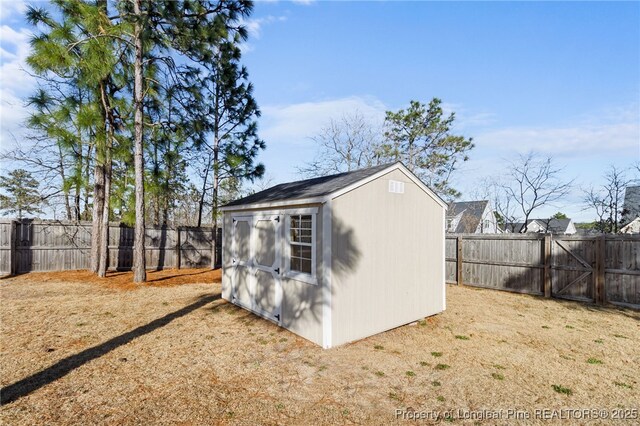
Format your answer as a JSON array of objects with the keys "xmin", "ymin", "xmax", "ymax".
[
  {"xmin": 574, "ymin": 226, "xmax": 601, "ymax": 236},
  {"xmin": 447, "ymin": 200, "xmax": 489, "ymax": 233},
  {"xmin": 222, "ymin": 162, "xmax": 447, "ymax": 209},
  {"xmin": 623, "ymin": 185, "xmax": 640, "ymax": 223},
  {"xmin": 506, "ymin": 218, "xmax": 573, "ymax": 234},
  {"xmin": 543, "ymin": 218, "xmax": 573, "ymax": 234},
  {"xmin": 504, "ymin": 222, "xmax": 525, "ymax": 233},
  {"xmin": 619, "ymin": 217, "xmax": 640, "ymax": 234}
]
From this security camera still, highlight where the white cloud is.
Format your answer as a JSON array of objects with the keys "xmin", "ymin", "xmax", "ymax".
[
  {"xmin": 0, "ymin": 0, "xmax": 27, "ymax": 24},
  {"xmin": 452, "ymin": 105, "xmax": 640, "ymax": 222},
  {"xmin": 239, "ymin": 14, "xmax": 287, "ymax": 53},
  {"xmin": 475, "ymin": 113, "xmax": 639, "ymax": 157},
  {"xmin": 242, "ymin": 15, "xmax": 287, "ymax": 39},
  {"xmin": 458, "ymin": 111, "xmax": 498, "ymax": 128},
  {"xmin": 260, "ymin": 96, "xmax": 387, "ymax": 144},
  {"xmin": 0, "ymin": 22, "xmax": 35, "ymax": 151}
]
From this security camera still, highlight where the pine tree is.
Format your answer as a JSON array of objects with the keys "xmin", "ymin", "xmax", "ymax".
[
  {"xmin": 116, "ymin": 0, "xmax": 259, "ymax": 278},
  {"xmin": 196, "ymin": 36, "xmax": 265, "ymax": 238},
  {"xmin": 23, "ymin": 0, "xmax": 261, "ymax": 282},
  {"xmin": 0, "ymin": 170, "xmax": 44, "ymax": 219},
  {"xmin": 381, "ymin": 99, "xmax": 474, "ymax": 199},
  {"xmin": 26, "ymin": 1, "xmax": 127, "ymax": 277}
]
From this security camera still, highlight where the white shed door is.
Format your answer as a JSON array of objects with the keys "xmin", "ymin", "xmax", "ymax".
[
  {"xmin": 231, "ymin": 217, "xmax": 253, "ymax": 310},
  {"xmin": 231, "ymin": 214, "xmax": 282, "ymax": 323}
]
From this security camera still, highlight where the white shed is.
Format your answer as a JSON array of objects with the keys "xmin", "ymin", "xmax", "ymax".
[{"xmin": 220, "ymin": 162, "xmax": 447, "ymax": 348}]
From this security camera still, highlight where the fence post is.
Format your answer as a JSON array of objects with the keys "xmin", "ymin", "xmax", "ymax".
[
  {"xmin": 176, "ymin": 227, "xmax": 181, "ymax": 270},
  {"xmin": 10, "ymin": 220, "xmax": 17, "ymax": 275},
  {"xmin": 456, "ymin": 236, "xmax": 463, "ymax": 286},
  {"xmin": 544, "ymin": 234, "xmax": 551, "ymax": 298},
  {"xmin": 595, "ymin": 235, "xmax": 605, "ymax": 305}
]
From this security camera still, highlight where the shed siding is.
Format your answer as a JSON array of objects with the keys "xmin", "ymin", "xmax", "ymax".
[
  {"xmin": 331, "ymin": 169, "xmax": 445, "ymax": 346},
  {"xmin": 221, "ymin": 204, "xmax": 324, "ymax": 346}
]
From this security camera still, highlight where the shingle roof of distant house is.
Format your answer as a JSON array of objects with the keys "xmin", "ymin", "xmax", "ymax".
[
  {"xmin": 223, "ymin": 163, "xmax": 397, "ymax": 207},
  {"xmin": 544, "ymin": 218, "xmax": 572, "ymax": 234},
  {"xmin": 623, "ymin": 185, "xmax": 640, "ymax": 222},
  {"xmin": 507, "ymin": 218, "xmax": 572, "ymax": 234},
  {"xmin": 447, "ymin": 200, "xmax": 489, "ymax": 233},
  {"xmin": 504, "ymin": 222, "xmax": 525, "ymax": 233}
]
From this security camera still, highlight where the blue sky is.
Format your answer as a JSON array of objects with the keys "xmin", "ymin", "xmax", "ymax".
[{"xmin": 1, "ymin": 1, "xmax": 639, "ymax": 221}]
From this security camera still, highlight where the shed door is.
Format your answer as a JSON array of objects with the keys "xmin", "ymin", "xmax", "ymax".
[
  {"xmin": 252, "ymin": 215, "xmax": 282, "ymax": 322},
  {"xmin": 231, "ymin": 214, "xmax": 282, "ymax": 323},
  {"xmin": 231, "ymin": 217, "xmax": 253, "ymax": 310}
]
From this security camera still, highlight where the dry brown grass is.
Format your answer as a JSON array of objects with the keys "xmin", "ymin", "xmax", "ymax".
[
  {"xmin": 3, "ymin": 268, "xmax": 222, "ymax": 290},
  {"xmin": 1, "ymin": 274, "xmax": 638, "ymax": 425}
]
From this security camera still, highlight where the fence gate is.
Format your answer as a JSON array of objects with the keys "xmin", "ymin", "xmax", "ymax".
[{"xmin": 551, "ymin": 237, "xmax": 596, "ymax": 302}]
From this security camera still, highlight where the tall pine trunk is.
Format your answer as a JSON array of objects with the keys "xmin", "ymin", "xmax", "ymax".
[
  {"xmin": 98, "ymin": 75, "xmax": 113, "ymax": 278},
  {"xmin": 152, "ymin": 139, "xmax": 160, "ymax": 225},
  {"xmin": 84, "ymin": 144, "xmax": 92, "ymax": 220},
  {"xmin": 56, "ymin": 142, "xmax": 72, "ymax": 220},
  {"xmin": 98, "ymin": 155, "xmax": 111, "ymax": 277},
  {"xmin": 211, "ymin": 134, "xmax": 219, "ymax": 269},
  {"xmin": 132, "ymin": 0, "xmax": 146, "ymax": 282},
  {"xmin": 75, "ymin": 131, "xmax": 84, "ymax": 221},
  {"xmin": 90, "ymin": 160, "xmax": 105, "ymax": 273},
  {"xmin": 196, "ymin": 153, "xmax": 211, "ymax": 227}
]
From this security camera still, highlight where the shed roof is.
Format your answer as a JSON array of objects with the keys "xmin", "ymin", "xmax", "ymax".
[{"xmin": 222, "ymin": 162, "xmax": 447, "ymax": 209}]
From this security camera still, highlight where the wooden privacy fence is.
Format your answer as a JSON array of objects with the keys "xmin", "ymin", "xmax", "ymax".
[
  {"xmin": 446, "ymin": 234, "xmax": 640, "ymax": 310},
  {"xmin": 0, "ymin": 219, "xmax": 222, "ymax": 275}
]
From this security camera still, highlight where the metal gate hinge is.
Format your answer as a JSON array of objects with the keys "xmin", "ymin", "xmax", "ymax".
[
  {"xmin": 274, "ymin": 216, "xmax": 280, "ymax": 222},
  {"xmin": 275, "ymin": 313, "xmax": 280, "ymax": 321},
  {"xmin": 274, "ymin": 267, "xmax": 280, "ymax": 274}
]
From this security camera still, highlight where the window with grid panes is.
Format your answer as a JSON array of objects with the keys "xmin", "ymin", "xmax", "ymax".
[{"xmin": 289, "ymin": 214, "xmax": 312, "ymax": 274}]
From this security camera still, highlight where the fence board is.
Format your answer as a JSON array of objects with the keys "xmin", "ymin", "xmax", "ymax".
[
  {"xmin": 2, "ymin": 219, "xmax": 220, "ymax": 274},
  {"xmin": 446, "ymin": 233, "xmax": 639, "ymax": 309}
]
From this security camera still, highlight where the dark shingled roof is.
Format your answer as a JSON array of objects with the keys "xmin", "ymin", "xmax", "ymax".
[
  {"xmin": 224, "ymin": 162, "xmax": 397, "ymax": 207},
  {"xmin": 623, "ymin": 185, "xmax": 640, "ymax": 223},
  {"xmin": 544, "ymin": 218, "xmax": 572, "ymax": 234},
  {"xmin": 506, "ymin": 218, "xmax": 572, "ymax": 234},
  {"xmin": 447, "ymin": 200, "xmax": 489, "ymax": 233}
]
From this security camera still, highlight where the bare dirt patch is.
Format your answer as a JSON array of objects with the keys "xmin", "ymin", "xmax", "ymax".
[{"xmin": 1, "ymin": 278, "xmax": 638, "ymax": 425}]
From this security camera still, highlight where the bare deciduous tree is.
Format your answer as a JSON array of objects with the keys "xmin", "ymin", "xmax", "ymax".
[
  {"xmin": 583, "ymin": 165, "xmax": 632, "ymax": 233},
  {"xmin": 251, "ymin": 173, "xmax": 276, "ymax": 193},
  {"xmin": 298, "ymin": 112, "xmax": 382, "ymax": 177},
  {"xmin": 500, "ymin": 153, "xmax": 573, "ymax": 233},
  {"xmin": 472, "ymin": 177, "xmax": 519, "ymax": 232}
]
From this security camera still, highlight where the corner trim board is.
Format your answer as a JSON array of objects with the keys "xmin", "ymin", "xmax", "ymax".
[
  {"xmin": 442, "ymin": 209, "xmax": 447, "ymax": 311},
  {"xmin": 322, "ymin": 199, "xmax": 333, "ymax": 348}
]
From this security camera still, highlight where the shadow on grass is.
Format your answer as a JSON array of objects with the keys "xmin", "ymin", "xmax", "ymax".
[
  {"xmin": 544, "ymin": 296, "xmax": 640, "ymax": 321},
  {"xmin": 147, "ymin": 269, "xmax": 214, "ymax": 283},
  {"xmin": 0, "ymin": 292, "xmax": 221, "ymax": 405}
]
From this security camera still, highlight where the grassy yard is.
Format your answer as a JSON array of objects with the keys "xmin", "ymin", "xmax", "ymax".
[{"xmin": 1, "ymin": 270, "xmax": 638, "ymax": 425}]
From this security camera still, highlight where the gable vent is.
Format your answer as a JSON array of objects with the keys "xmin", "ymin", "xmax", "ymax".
[{"xmin": 388, "ymin": 180, "xmax": 405, "ymax": 194}]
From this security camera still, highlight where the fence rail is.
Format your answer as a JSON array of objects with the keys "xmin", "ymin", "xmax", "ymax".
[
  {"xmin": 0, "ymin": 219, "xmax": 221, "ymax": 275},
  {"xmin": 446, "ymin": 233, "xmax": 639, "ymax": 310}
]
